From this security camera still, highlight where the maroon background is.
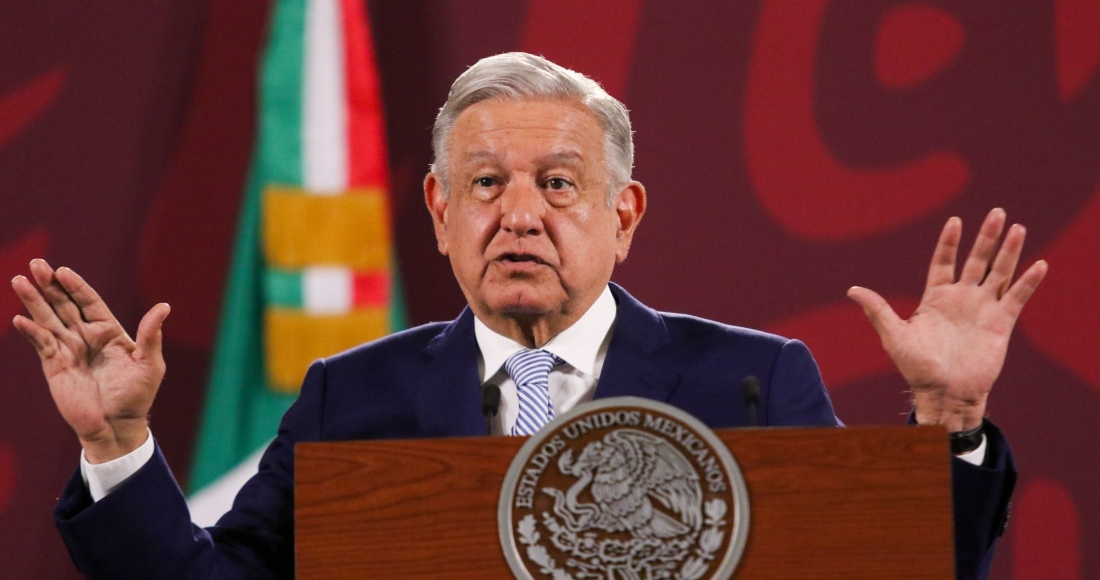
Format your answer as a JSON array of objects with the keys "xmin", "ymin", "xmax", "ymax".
[{"xmin": 1, "ymin": 1, "xmax": 1096, "ymax": 578}]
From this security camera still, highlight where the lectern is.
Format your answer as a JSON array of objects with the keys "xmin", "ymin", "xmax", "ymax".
[{"xmin": 295, "ymin": 424, "xmax": 954, "ymax": 578}]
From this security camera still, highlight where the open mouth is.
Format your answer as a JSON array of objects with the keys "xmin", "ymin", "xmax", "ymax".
[{"xmin": 499, "ymin": 253, "xmax": 546, "ymax": 265}]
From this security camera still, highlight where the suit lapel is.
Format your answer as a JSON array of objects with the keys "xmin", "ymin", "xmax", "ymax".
[
  {"xmin": 413, "ymin": 307, "xmax": 487, "ymax": 437},
  {"xmin": 594, "ymin": 284, "xmax": 682, "ymax": 403},
  {"xmin": 410, "ymin": 285, "xmax": 680, "ymax": 434}
]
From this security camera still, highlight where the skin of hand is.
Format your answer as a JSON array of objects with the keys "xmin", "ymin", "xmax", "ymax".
[
  {"xmin": 11, "ymin": 259, "xmax": 170, "ymax": 464},
  {"xmin": 847, "ymin": 208, "xmax": 1048, "ymax": 433}
]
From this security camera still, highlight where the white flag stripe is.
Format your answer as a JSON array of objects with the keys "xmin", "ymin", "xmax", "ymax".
[
  {"xmin": 186, "ymin": 445, "xmax": 266, "ymax": 528},
  {"xmin": 303, "ymin": 266, "xmax": 352, "ymax": 313},
  {"xmin": 302, "ymin": 0, "xmax": 347, "ymax": 195}
]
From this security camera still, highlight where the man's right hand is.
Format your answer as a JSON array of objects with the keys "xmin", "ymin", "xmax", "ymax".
[{"xmin": 11, "ymin": 259, "xmax": 169, "ymax": 464}]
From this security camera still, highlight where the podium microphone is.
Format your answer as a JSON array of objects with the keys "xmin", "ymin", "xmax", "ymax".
[
  {"xmin": 742, "ymin": 376, "xmax": 761, "ymax": 427},
  {"xmin": 481, "ymin": 383, "xmax": 501, "ymax": 435}
]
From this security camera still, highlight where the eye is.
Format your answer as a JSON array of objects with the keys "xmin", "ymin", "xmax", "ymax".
[
  {"xmin": 474, "ymin": 176, "xmax": 498, "ymax": 188},
  {"xmin": 546, "ymin": 177, "xmax": 572, "ymax": 190}
]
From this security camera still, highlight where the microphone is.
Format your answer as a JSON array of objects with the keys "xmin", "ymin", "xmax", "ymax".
[
  {"xmin": 481, "ymin": 383, "xmax": 501, "ymax": 435},
  {"xmin": 742, "ymin": 376, "xmax": 761, "ymax": 427}
]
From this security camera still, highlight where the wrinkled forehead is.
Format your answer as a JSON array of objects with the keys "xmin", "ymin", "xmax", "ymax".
[{"xmin": 448, "ymin": 98, "xmax": 607, "ymax": 169}]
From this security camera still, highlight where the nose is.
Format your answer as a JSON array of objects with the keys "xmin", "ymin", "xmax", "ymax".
[{"xmin": 500, "ymin": 179, "xmax": 545, "ymax": 237}]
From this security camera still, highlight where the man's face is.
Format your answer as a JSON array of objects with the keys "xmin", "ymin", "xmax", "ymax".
[{"xmin": 425, "ymin": 98, "xmax": 644, "ymax": 337}]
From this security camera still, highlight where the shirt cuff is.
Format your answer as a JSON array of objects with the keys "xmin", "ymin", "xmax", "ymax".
[
  {"xmin": 954, "ymin": 433, "xmax": 987, "ymax": 466},
  {"xmin": 79, "ymin": 429, "xmax": 155, "ymax": 502}
]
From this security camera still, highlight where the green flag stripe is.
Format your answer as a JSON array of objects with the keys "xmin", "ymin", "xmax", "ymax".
[
  {"xmin": 190, "ymin": 165, "xmax": 300, "ymax": 493},
  {"xmin": 189, "ymin": 0, "xmax": 306, "ymax": 493},
  {"xmin": 389, "ymin": 252, "xmax": 407, "ymax": 331},
  {"xmin": 258, "ymin": 0, "xmax": 306, "ymax": 187},
  {"xmin": 265, "ymin": 268, "xmax": 304, "ymax": 309}
]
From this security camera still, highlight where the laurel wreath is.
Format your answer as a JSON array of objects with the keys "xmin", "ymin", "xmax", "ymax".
[
  {"xmin": 518, "ymin": 514, "xmax": 575, "ymax": 580},
  {"xmin": 676, "ymin": 498, "xmax": 728, "ymax": 580}
]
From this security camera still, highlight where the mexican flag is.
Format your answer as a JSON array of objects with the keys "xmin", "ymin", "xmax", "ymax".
[{"xmin": 186, "ymin": 0, "xmax": 404, "ymax": 526}]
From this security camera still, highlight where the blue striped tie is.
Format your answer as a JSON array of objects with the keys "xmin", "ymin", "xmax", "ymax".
[{"xmin": 506, "ymin": 349, "xmax": 563, "ymax": 436}]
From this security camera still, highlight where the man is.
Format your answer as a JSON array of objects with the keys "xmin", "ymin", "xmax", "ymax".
[{"xmin": 12, "ymin": 53, "xmax": 1046, "ymax": 579}]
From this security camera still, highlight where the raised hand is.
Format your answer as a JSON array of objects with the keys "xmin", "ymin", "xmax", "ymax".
[
  {"xmin": 11, "ymin": 259, "xmax": 170, "ymax": 463},
  {"xmin": 847, "ymin": 209, "xmax": 1048, "ymax": 433}
]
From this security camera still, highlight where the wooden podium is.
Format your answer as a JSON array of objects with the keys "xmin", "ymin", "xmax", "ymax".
[{"xmin": 296, "ymin": 426, "xmax": 954, "ymax": 578}]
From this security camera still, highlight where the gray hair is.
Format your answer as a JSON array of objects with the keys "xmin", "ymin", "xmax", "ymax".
[{"xmin": 431, "ymin": 52, "xmax": 634, "ymax": 203}]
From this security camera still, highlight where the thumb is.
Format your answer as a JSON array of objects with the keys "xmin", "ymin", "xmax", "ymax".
[
  {"xmin": 134, "ymin": 303, "xmax": 170, "ymax": 361},
  {"xmin": 847, "ymin": 286, "xmax": 903, "ymax": 339}
]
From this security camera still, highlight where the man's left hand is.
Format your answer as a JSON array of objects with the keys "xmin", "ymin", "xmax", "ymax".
[{"xmin": 848, "ymin": 208, "xmax": 1048, "ymax": 433}]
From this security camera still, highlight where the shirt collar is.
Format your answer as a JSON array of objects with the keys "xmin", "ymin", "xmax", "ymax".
[{"xmin": 474, "ymin": 285, "xmax": 617, "ymax": 382}]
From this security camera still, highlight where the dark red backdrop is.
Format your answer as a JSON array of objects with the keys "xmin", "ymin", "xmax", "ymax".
[{"xmin": 1, "ymin": 1, "xmax": 1095, "ymax": 578}]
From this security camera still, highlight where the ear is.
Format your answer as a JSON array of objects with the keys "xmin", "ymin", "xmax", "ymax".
[
  {"xmin": 613, "ymin": 181, "xmax": 647, "ymax": 263},
  {"xmin": 424, "ymin": 172, "xmax": 450, "ymax": 255}
]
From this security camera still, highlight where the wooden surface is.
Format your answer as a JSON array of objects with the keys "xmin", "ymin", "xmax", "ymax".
[{"xmin": 295, "ymin": 426, "xmax": 954, "ymax": 579}]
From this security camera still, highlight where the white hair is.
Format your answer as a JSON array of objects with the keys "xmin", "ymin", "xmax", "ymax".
[{"xmin": 431, "ymin": 52, "xmax": 634, "ymax": 203}]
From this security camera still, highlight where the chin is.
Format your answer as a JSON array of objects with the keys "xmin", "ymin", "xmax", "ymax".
[{"xmin": 484, "ymin": 284, "xmax": 564, "ymax": 317}]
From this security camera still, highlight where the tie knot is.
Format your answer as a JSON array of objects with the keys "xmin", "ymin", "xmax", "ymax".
[{"xmin": 504, "ymin": 349, "xmax": 562, "ymax": 384}]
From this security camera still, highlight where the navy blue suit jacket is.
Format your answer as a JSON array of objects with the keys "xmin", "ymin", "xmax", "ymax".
[{"xmin": 55, "ymin": 284, "xmax": 1014, "ymax": 579}]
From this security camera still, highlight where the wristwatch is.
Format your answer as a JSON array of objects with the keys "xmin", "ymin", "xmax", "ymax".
[{"xmin": 949, "ymin": 422, "xmax": 985, "ymax": 455}]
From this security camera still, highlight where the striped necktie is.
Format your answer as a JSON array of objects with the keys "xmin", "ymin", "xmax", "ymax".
[{"xmin": 506, "ymin": 349, "xmax": 563, "ymax": 436}]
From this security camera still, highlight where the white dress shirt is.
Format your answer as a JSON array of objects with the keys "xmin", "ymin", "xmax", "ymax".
[
  {"xmin": 80, "ymin": 428, "xmax": 155, "ymax": 501},
  {"xmin": 474, "ymin": 285, "xmax": 617, "ymax": 435}
]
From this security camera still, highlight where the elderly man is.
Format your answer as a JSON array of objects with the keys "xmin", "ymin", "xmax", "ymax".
[{"xmin": 12, "ymin": 53, "xmax": 1045, "ymax": 579}]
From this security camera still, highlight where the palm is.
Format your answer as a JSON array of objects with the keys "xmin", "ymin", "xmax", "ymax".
[
  {"xmin": 12, "ymin": 260, "xmax": 168, "ymax": 459},
  {"xmin": 849, "ymin": 209, "xmax": 1047, "ymax": 430},
  {"xmin": 889, "ymin": 284, "xmax": 1012, "ymax": 398},
  {"xmin": 44, "ymin": 323, "xmax": 159, "ymax": 439}
]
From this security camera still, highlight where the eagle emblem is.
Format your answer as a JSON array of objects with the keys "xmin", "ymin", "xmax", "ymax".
[
  {"xmin": 500, "ymin": 398, "xmax": 748, "ymax": 580},
  {"xmin": 547, "ymin": 429, "xmax": 703, "ymax": 540}
]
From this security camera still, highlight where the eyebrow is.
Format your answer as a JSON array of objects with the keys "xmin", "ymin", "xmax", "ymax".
[
  {"xmin": 534, "ymin": 152, "xmax": 585, "ymax": 167},
  {"xmin": 463, "ymin": 150, "xmax": 499, "ymax": 163},
  {"xmin": 461, "ymin": 151, "xmax": 587, "ymax": 168}
]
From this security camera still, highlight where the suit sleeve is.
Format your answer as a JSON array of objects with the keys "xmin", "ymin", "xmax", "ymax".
[
  {"xmin": 53, "ymin": 359, "xmax": 329, "ymax": 580},
  {"xmin": 764, "ymin": 338, "xmax": 842, "ymax": 427},
  {"xmin": 949, "ymin": 420, "xmax": 1016, "ymax": 580}
]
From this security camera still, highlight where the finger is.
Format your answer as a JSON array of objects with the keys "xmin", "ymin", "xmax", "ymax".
[
  {"xmin": 959, "ymin": 208, "xmax": 1006, "ymax": 284},
  {"xmin": 12, "ymin": 314, "xmax": 60, "ymax": 359},
  {"xmin": 926, "ymin": 216, "xmax": 962, "ymax": 288},
  {"xmin": 134, "ymin": 303, "xmax": 170, "ymax": 362},
  {"xmin": 53, "ymin": 266, "xmax": 117, "ymax": 323},
  {"xmin": 28, "ymin": 259, "xmax": 86, "ymax": 328},
  {"xmin": 1001, "ymin": 260, "xmax": 1049, "ymax": 319},
  {"xmin": 847, "ymin": 286, "xmax": 905, "ymax": 339},
  {"xmin": 983, "ymin": 223, "xmax": 1025, "ymax": 296},
  {"xmin": 11, "ymin": 274, "xmax": 67, "ymax": 333}
]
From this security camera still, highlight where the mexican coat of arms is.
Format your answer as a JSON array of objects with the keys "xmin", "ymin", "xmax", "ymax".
[{"xmin": 499, "ymin": 397, "xmax": 749, "ymax": 580}]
